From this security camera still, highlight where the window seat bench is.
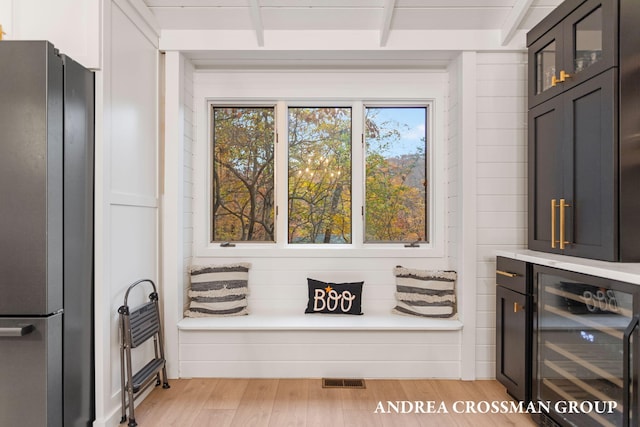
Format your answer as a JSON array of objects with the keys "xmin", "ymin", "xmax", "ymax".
[
  {"xmin": 175, "ymin": 309, "xmax": 463, "ymax": 379},
  {"xmin": 177, "ymin": 309, "xmax": 462, "ymax": 331},
  {"xmin": 176, "ymin": 286, "xmax": 463, "ymax": 379}
]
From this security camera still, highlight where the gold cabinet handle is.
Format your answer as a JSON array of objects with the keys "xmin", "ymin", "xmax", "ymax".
[
  {"xmin": 551, "ymin": 71, "xmax": 571, "ymax": 88},
  {"xmin": 551, "ymin": 199, "xmax": 558, "ymax": 248},
  {"xmin": 514, "ymin": 302, "xmax": 524, "ymax": 313},
  {"xmin": 559, "ymin": 198, "xmax": 571, "ymax": 250},
  {"xmin": 496, "ymin": 270, "xmax": 518, "ymax": 278}
]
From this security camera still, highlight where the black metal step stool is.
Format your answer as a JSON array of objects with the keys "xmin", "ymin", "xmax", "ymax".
[{"xmin": 119, "ymin": 279, "xmax": 170, "ymax": 427}]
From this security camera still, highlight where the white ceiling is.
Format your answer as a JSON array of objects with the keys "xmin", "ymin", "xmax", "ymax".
[
  {"xmin": 144, "ymin": 0, "xmax": 560, "ymax": 32},
  {"xmin": 144, "ymin": 0, "xmax": 563, "ymax": 69}
]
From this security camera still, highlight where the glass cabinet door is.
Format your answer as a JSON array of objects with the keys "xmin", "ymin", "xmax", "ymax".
[
  {"xmin": 562, "ymin": 0, "xmax": 616, "ymax": 88},
  {"xmin": 528, "ymin": 0, "xmax": 616, "ymax": 109},
  {"xmin": 535, "ymin": 267, "xmax": 638, "ymax": 427},
  {"xmin": 572, "ymin": 6, "xmax": 602, "ymax": 75},
  {"xmin": 528, "ymin": 27, "xmax": 563, "ymax": 108},
  {"xmin": 536, "ymin": 40, "xmax": 557, "ymax": 95}
]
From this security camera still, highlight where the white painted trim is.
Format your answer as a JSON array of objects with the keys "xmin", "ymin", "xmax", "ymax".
[
  {"xmin": 501, "ymin": 0, "xmax": 535, "ymax": 46},
  {"xmin": 247, "ymin": 0, "xmax": 264, "ymax": 47},
  {"xmin": 192, "ymin": 71, "xmax": 447, "ymax": 259},
  {"xmin": 112, "ymin": 0, "xmax": 160, "ymax": 48},
  {"xmin": 110, "ymin": 191, "xmax": 158, "ymax": 208},
  {"xmin": 93, "ymin": 65, "xmax": 111, "ymax": 427},
  {"xmin": 92, "ymin": 405, "xmax": 121, "ymax": 427},
  {"xmin": 87, "ymin": 0, "xmax": 102, "ymax": 70},
  {"xmin": 457, "ymin": 51, "xmax": 478, "ymax": 380},
  {"xmin": 177, "ymin": 327, "xmax": 462, "ymax": 379},
  {"xmin": 161, "ymin": 51, "xmax": 184, "ymax": 380},
  {"xmin": 160, "ymin": 29, "xmax": 528, "ymax": 52},
  {"xmin": 178, "ymin": 313, "xmax": 462, "ymax": 331},
  {"xmin": 179, "ymin": 359, "xmax": 461, "ymax": 380},
  {"xmin": 94, "ymin": 1, "xmax": 112, "ymax": 422},
  {"xmin": 92, "ymin": 387, "xmax": 154, "ymax": 427},
  {"xmin": 379, "ymin": 0, "xmax": 397, "ymax": 47}
]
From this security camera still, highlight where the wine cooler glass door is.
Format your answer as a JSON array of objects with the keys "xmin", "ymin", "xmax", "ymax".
[{"xmin": 535, "ymin": 266, "xmax": 638, "ymax": 427}]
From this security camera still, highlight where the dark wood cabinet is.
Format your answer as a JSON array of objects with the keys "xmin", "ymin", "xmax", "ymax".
[
  {"xmin": 495, "ymin": 257, "xmax": 531, "ymax": 403},
  {"xmin": 528, "ymin": 94, "xmax": 563, "ymax": 253},
  {"xmin": 527, "ymin": 0, "xmax": 617, "ymax": 109},
  {"xmin": 529, "ymin": 69, "xmax": 617, "ymax": 260},
  {"xmin": 496, "ymin": 286, "xmax": 530, "ymax": 402},
  {"xmin": 496, "ymin": 254, "xmax": 640, "ymax": 426},
  {"xmin": 527, "ymin": 0, "xmax": 640, "ymax": 261}
]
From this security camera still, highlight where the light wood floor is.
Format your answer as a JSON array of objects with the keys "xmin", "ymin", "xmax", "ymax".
[{"xmin": 132, "ymin": 378, "xmax": 537, "ymax": 426}]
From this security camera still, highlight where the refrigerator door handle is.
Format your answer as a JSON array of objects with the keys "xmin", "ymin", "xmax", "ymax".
[{"xmin": 0, "ymin": 324, "xmax": 35, "ymax": 337}]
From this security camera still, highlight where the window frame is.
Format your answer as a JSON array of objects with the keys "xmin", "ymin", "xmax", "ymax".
[
  {"xmin": 362, "ymin": 103, "xmax": 430, "ymax": 245},
  {"xmin": 210, "ymin": 104, "xmax": 278, "ymax": 243},
  {"xmin": 193, "ymin": 70, "xmax": 447, "ymax": 260},
  {"xmin": 200, "ymin": 99, "xmax": 441, "ymax": 258},
  {"xmin": 286, "ymin": 105, "xmax": 354, "ymax": 245}
]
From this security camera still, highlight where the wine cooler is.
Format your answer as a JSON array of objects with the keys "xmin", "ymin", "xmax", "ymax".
[{"xmin": 533, "ymin": 265, "xmax": 640, "ymax": 427}]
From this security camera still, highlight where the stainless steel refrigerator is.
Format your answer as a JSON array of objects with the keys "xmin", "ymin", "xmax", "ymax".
[{"xmin": 0, "ymin": 41, "xmax": 95, "ymax": 427}]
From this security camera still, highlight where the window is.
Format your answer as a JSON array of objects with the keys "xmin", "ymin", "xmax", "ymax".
[
  {"xmin": 211, "ymin": 106, "xmax": 275, "ymax": 242},
  {"xmin": 288, "ymin": 107, "xmax": 352, "ymax": 244},
  {"xmin": 364, "ymin": 106, "xmax": 427, "ymax": 243},
  {"xmin": 208, "ymin": 102, "xmax": 432, "ymax": 249}
]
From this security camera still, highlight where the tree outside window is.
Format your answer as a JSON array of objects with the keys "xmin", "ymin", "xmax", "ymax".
[
  {"xmin": 288, "ymin": 107, "xmax": 352, "ymax": 244},
  {"xmin": 210, "ymin": 104, "xmax": 428, "ymax": 246},
  {"xmin": 364, "ymin": 107, "xmax": 427, "ymax": 243},
  {"xmin": 211, "ymin": 106, "xmax": 275, "ymax": 242}
]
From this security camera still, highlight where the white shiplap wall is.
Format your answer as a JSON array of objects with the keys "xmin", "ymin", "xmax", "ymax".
[
  {"xmin": 446, "ymin": 57, "xmax": 460, "ymax": 273},
  {"xmin": 474, "ymin": 52, "xmax": 528, "ymax": 378},
  {"xmin": 170, "ymin": 69, "xmax": 463, "ymax": 378},
  {"xmin": 183, "ymin": 59, "xmax": 195, "ymax": 311},
  {"xmin": 180, "ymin": 329, "xmax": 462, "ymax": 379},
  {"xmin": 166, "ymin": 54, "xmax": 529, "ymax": 380}
]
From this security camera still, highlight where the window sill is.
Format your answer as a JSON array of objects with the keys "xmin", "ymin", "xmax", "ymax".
[{"xmin": 195, "ymin": 244, "xmax": 444, "ymax": 259}]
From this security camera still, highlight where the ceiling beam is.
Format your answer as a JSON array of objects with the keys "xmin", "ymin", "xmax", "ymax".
[
  {"xmin": 501, "ymin": 0, "xmax": 534, "ymax": 46},
  {"xmin": 248, "ymin": 0, "xmax": 265, "ymax": 47},
  {"xmin": 161, "ymin": 29, "xmax": 519, "ymax": 52},
  {"xmin": 379, "ymin": 0, "xmax": 397, "ymax": 47}
]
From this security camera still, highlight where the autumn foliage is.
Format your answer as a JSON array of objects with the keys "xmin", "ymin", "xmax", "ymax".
[{"xmin": 212, "ymin": 105, "xmax": 427, "ymax": 244}]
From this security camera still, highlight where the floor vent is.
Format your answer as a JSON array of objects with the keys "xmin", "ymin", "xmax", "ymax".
[
  {"xmin": 540, "ymin": 413, "xmax": 561, "ymax": 427},
  {"xmin": 322, "ymin": 378, "xmax": 366, "ymax": 389}
]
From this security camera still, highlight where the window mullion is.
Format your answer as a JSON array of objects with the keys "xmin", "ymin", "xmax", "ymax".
[
  {"xmin": 275, "ymin": 101, "xmax": 289, "ymax": 247},
  {"xmin": 351, "ymin": 101, "xmax": 365, "ymax": 248}
]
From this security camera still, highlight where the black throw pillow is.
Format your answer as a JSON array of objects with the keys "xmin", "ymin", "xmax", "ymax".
[{"xmin": 305, "ymin": 278, "xmax": 364, "ymax": 315}]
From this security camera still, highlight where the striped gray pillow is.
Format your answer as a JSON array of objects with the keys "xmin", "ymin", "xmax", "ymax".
[
  {"xmin": 392, "ymin": 266, "xmax": 457, "ymax": 318},
  {"xmin": 184, "ymin": 263, "xmax": 250, "ymax": 317}
]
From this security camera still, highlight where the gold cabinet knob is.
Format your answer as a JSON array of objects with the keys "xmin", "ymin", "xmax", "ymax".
[{"xmin": 559, "ymin": 70, "xmax": 572, "ymax": 82}]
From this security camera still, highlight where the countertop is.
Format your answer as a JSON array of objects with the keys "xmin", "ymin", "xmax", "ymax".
[{"xmin": 495, "ymin": 249, "xmax": 640, "ymax": 285}]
